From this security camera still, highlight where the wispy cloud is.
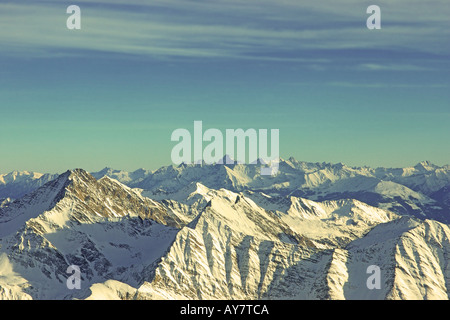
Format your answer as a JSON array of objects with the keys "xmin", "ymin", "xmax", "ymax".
[
  {"xmin": 326, "ymin": 81, "xmax": 450, "ymax": 88},
  {"xmin": 1, "ymin": 0, "xmax": 449, "ymax": 63},
  {"xmin": 356, "ymin": 63, "xmax": 433, "ymax": 72}
]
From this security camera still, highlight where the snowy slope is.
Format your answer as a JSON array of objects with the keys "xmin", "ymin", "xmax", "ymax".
[{"xmin": 133, "ymin": 214, "xmax": 450, "ymax": 300}]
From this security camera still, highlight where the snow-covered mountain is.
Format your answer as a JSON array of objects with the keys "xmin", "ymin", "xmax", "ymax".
[
  {"xmin": 91, "ymin": 167, "xmax": 151, "ymax": 185},
  {"xmin": 1, "ymin": 160, "xmax": 449, "ymax": 300},
  {"xmin": 88, "ymin": 158, "xmax": 450, "ymax": 223},
  {"xmin": 0, "ymin": 169, "xmax": 187, "ymax": 299},
  {"xmin": 0, "ymin": 171, "xmax": 59, "ymax": 203},
  {"xmin": 3, "ymin": 159, "xmax": 449, "ymax": 224}
]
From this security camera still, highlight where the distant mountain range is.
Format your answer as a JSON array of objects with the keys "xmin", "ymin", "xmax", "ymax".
[
  {"xmin": 1, "ymin": 158, "xmax": 449, "ymax": 299},
  {"xmin": 3, "ymin": 158, "xmax": 450, "ymax": 223}
]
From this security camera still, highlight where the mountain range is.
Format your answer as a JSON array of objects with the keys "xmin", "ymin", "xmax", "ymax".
[
  {"xmin": 0, "ymin": 158, "xmax": 449, "ymax": 300},
  {"xmin": 3, "ymin": 158, "xmax": 450, "ymax": 223}
]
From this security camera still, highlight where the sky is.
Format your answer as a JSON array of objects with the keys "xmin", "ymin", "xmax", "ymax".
[{"xmin": 0, "ymin": 0, "xmax": 449, "ymax": 173}]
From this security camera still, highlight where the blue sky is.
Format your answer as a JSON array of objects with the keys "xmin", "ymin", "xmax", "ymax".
[{"xmin": 0, "ymin": 0, "xmax": 449, "ymax": 173}]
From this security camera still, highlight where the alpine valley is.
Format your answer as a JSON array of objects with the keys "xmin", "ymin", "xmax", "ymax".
[{"xmin": 1, "ymin": 158, "xmax": 450, "ymax": 300}]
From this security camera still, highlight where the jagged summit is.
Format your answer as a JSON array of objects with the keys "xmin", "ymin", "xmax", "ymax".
[{"xmin": 65, "ymin": 168, "xmax": 93, "ymax": 180}]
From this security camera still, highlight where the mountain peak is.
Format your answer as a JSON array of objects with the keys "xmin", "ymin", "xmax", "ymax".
[
  {"xmin": 65, "ymin": 168, "xmax": 95, "ymax": 182},
  {"xmin": 334, "ymin": 162, "xmax": 346, "ymax": 169},
  {"xmin": 414, "ymin": 160, "xmax": 436, "ymax": 171}
]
